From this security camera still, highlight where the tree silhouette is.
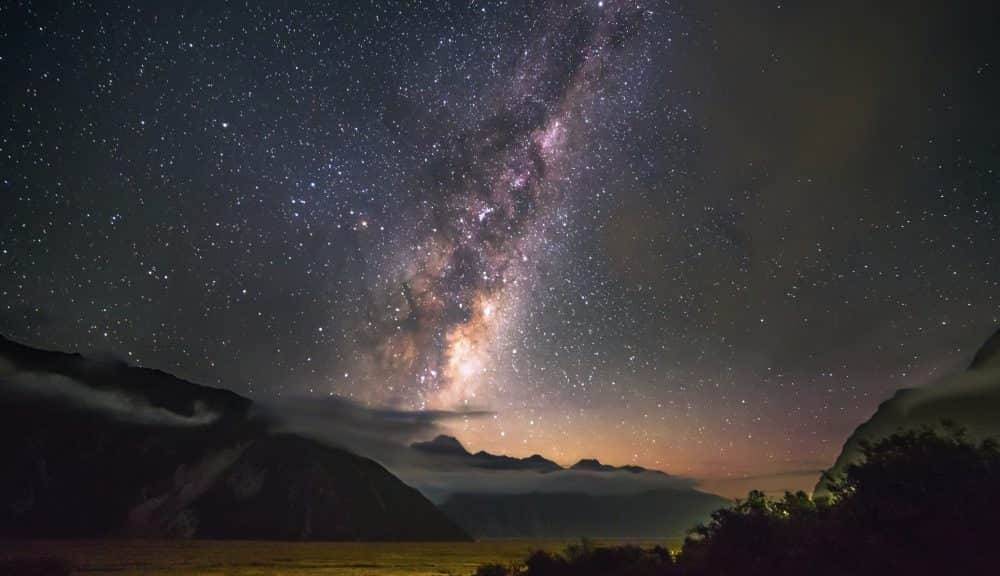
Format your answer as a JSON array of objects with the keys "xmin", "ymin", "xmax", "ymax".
[
  {"xmin": 479, "ymin": 424, "xmax": 1000, "ymax": 576},
  {"xmin": 825, "ymin": 424, "xmax": 1000, "ymax": 575}
]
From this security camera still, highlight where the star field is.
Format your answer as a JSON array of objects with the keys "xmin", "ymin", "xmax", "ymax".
[{"xmin": 2, "ymin": 0, "xmax": 999, "ymax": 494}]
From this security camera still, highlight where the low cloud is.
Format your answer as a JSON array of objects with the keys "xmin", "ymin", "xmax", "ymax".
[
  {"xmin": 2, "ymin": 347, "xmax": 704, "ymax": 502},
  {"xmin": 1, "ymin": 356, "xmax": 219, "ymax": 427},
  {"xmin": 262, "ymin": 394, "xmax": 698, "ymax": 503},
  {"xmin": 407, "ymin": 466, "xmax": 700, "ymax": 504},
  {"xmin": 260, "ymin": 395, "xmax": 491, "ymax": 461}
]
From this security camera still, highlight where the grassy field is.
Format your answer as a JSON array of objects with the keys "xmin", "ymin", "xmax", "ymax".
[{"xmin": 0, "ymin": 538, "xmax": 683, "ymax": 575}]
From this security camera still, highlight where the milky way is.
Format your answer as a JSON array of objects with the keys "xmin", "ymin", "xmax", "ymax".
[
  {"xmin": 353, "ymin": 1, "xmax": 648, "ymax": 409},
  {"xmin": 2, "ymin": 0, "xmax": 999, "ymax": 495}
]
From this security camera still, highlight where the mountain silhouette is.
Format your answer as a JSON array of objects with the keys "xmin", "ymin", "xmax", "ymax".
[
  {"xmin": 412, "ymin": 435, "xmax": 562, "ymax": 472},
  {"xmin": 0, "ymin": 335, "xmax": 468, "ymax": 541},
  {"xmin": 570, "ymin": 458, "xmax": 659, "ymax": 474},
  {"xmin": 412, "ymin": 438, "xmax": 725, "ymax": 537},
  {"xmin": 817, "ymin": 327, "xmax": 1000, "ymax": 495},
  {"xmin": 412, "ymin": 434, "xmax": 470, "ymax": 455},
  {"xmin": 412, "ymin": 435, "xmax": 668, "ymax": 476}
]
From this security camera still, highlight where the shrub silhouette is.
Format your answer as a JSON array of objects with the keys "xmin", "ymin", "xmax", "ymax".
[
  {"xmin": 677, "ymin": 489, "xmax": 824, "ymax": 576},
  {"xmin": 479, "ymin": 425, "xmax": 1000, "ymax": 576},
  {"xmin": 475, "ymin": 563, "xmax": 514, "ymax": 576},
  {"xmin": 524, "ymin": 550, "xmax": 568, "ymax": 576},
  {"xmin": 474, "ymin": 541, "xmax": 677, "ymax": 576}
]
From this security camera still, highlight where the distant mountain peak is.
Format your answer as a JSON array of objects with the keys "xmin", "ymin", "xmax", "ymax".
[
  {"xmin": 412, "ymin": 436, "xmax": 561, "ymax": 472},
  {"xmin": 411, "ymin": 436, "xmax": 666, "ymax": 476},
  {"xmin": 571, "ymin": 458, "xmax": 615, "ymax": 472},
  {"xmin": 571, "ymin": 458, "xmax": 650, "ymax": 474},
  {"xmin": 411, "ymin": 434, "xmax": 469, "ymax": 455}
]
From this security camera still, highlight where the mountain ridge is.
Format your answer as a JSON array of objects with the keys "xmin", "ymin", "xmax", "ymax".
[
  {"xmin": 0, "ymin": 335, "xmax": 469, "ymax": 541},
  {"xmin": 412, "ymin": 434, "xmax": 667, "ymax": 476}
]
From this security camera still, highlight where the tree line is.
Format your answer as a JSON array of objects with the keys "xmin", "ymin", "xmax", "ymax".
[{"xmin": 475, "ymin": 424, "xmax": 999, "ymax": 576}]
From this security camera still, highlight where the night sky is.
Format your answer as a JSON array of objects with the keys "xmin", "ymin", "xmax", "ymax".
[{"xmin": 2, "ymin": 0, "xmax": 998, "ymax": 494}]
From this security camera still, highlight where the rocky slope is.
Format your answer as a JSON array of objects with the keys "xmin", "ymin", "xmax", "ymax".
[{"xmin": 0, "ymin": 335, "xmax": 468, "ymax": 541}]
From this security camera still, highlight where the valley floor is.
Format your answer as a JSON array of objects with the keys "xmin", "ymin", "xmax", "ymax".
[{"xmin": 0, "ymin": 538, "xmax": 683, "ymax": 575}]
